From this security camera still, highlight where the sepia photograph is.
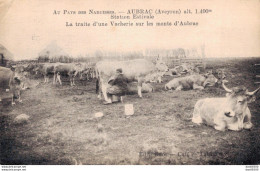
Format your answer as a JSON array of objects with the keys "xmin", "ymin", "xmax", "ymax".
[{"xmin": 0, "ymin": 0, "xmax": 260, "ymax": 168}]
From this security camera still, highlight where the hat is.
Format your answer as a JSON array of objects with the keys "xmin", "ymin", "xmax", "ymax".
[{"xmin": 116, "ymin": 68, "xmax": 123, "ymax": 73}]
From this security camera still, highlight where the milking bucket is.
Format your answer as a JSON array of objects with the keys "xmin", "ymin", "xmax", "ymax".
[{"xmin": 125, "ymin": 104, "xmax": 134, "ymax": 115}]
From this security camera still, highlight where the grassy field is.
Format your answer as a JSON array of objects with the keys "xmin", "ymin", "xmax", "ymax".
[{"xmin": 0, "ymin": 57, "xmax": 260, "ymax": 165}]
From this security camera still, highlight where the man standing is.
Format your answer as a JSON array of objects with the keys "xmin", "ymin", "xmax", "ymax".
[{"xmin": 104, "ymin": 68, "xmax": 128, "ymax": 105}]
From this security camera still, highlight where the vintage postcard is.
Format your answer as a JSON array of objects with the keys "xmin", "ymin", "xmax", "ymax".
[{"xmin": 0, "ymin": 0, "xmax": 260, "ymax": 168}]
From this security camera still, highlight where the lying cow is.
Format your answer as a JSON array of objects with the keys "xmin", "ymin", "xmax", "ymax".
[
  {"xmin": 192, "ymin": 81, "xmax": 260, "ymax": 131},
  {"xmin": 95, "ymin": 59, "xmax": 168, "ymax": 103},
  {"xmin": 166, "ymin": 63, "xmax": 200, "ymax": 76},
  {"xmin": 165, "ymin": 73, "xmax": 218, "ymax": 91},
  {"xmin": 144, "ymin": 71, "xmax": 165, "ymax": 83},
  {"xmin": 128, "ymin": 82, "xmax": 154, "ymax": 94},
  {"xmin": 0, "ymin": 66, "xmax": 22, "ymax": 105}
]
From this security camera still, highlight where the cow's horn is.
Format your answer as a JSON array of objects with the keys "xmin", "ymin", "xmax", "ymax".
[
  {"xmin": 222, "ymin": 81, "xmax": 232, "ymax": 93},
  {"xmin": 246, "ymin": 87, "xmax": 260, "ymax": 96}
]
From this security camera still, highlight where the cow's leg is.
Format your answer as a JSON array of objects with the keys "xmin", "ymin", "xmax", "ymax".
[
  {"xmin": 90, "ymin": 72, "xmax": 93, "ymax": 79},
  {"xmin": 43, "ymin": 75, "xmax": 47, "ymax": 83},
  {"xmin": 101, "ymin": 82, "xmax": 111, "ymax": 103},
  {"xmin": 70, "ymin": 77, "xmax": 73, "ymax": 86},
  {"xmin": 214, "ymin": 123, "xmax": 226, "ymax": 131},
  {"xmin": 71, "ymin": 71, "xmax": 77, "ymax": 86},
  {"xmin": 12, "ymin": 95, "xmax": 15, "ymax": 106},
  {"xmin": 192, "ymin": 105, "xmax": 203, "ymax": 125},
  {"xmin": 53, "ymin": 73, "xmax": 56, "ymax": 84},
  {"xmin": 96, "ymin": 79, "xmax": 102, "ymax": 100},
  {"xmin": 193, "ymin": 84, "xmax": 204, "ymax": 90},
  {"xmin": 243, "ymin": 107, "xmax": 253, "ymax": 129},
  {"xmin": 18, "ymin": 91, "xmax": 22, "ymax": 103},
  {"xmin": 176, "ymin": 85, "xmax": 183, "ymax": 91},
  {"xmin": 157, "ymin": 76, "xmax": 162, "ymax": 83},
  {"xmin": 72, "ymin": 77, "xmax": 76, "ymax": 86},
  {"xmin": 137, "ymin": 78, "xmax": 143, "ymax": 98},
  {"xmin": 237, "ymin": 114, "xmax": 245, "ymax": 130},
  {"xmin": 228, "ymin": 123, "xmax": 240, "ymax": 131},
  {"xmin": 46, "ymin": 75, "xmax": 49, "ymax": 83},
  {"xmin": 57, "ymin": 73, "xmax": 62, "ymax": 85},
  {"xmin": 87, "ymin": 73, "xmax": 89, "ymax": 81}
]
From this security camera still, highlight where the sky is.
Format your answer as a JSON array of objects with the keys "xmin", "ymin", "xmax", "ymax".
[{"xmin": 0, "ymin": 0, "xmax": 259, "ymax": 60}]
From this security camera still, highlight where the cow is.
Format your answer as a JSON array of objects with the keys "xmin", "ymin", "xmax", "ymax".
[
  {"xmin": 95, "ymin": 59, "xmax": 169, "ymax": 103},
  {"xmin": 0, "ymin": 66, "xmax": 22, "ymax": 105},
  {"xmin": 128, "ymin": 82, "xmax": 154, "ymax": 94},
  {"xmin": 144, "ymin": 71, "xmax": 165, "ymax": 83},
  {"xmin": 77, "ymin": 63, "xmax": 96, "ymax": 81},
  {"xmin": 192, "ymin": 81, "xmax": 260, "ymax": 131},
  {"xmin": 80, "ymin": 67, "xmax": 97, "ymax": 81},
  {"xmin": 23, "ymin": 63, "xmax": 39, "ymax": 75},
  {"xmin": 53, "ymin": 63, "xmax": 83, "ymax": 86},
  {"xmin": 34, "ymin": 63, "xmax": 57, "ymax": 83},
  {"xmin": 165, "ymin": 73, "xmax": 218, "ymax": 91}
]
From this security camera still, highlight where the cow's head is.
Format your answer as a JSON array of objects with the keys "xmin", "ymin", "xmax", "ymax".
[
  {"xmin": 33, "ymin": 64, "xmax": 42, "ymax": 75},
  {"xmin": 25, "ymin": 63, "xmax": 36, "ymax": 73},
  {"xmin": 155, "ymin": 62, "xmax": 169, "ymax": 72},
  {"xmin": 13, "ymin": 70, "xmax": 23, "ymax": 82},
  {"xmin": 216, "ymin": 69, "xmax": 226, "ymax": 80},
  {"xmin": 203, "ymin": 72, "xmax": 218, "ymax": 87},
  {"xmin": 213, "ymin": 69, "xmax": 226, "ymax": 85},
  {"xmin": 79, "ymin": 69, "xmax": 90, "ymax": 80},
  {"xmin": 222, "ymin": 81, "xmax": 260, "ymax": 130}
]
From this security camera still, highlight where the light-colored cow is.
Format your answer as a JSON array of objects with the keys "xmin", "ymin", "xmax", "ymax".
[
  {"xmin": 95, "ymin": 59, "xmax": 168, "ymax": 103},
  {"xmin": 165, "ymin": 73, "xmax": 218, "ymax": 91},
  {"xmin": 192, "ymin": 81, "xmax": 260, "ymax": 131},
  {"xmin": 165, "ymin": 63, "xmax": 200, "ymax": 76}
]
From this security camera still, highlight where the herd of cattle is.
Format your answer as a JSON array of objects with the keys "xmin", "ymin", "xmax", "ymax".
[{"xmin": 0, "ymin": 58, "xmax": 259, "ymax": 132}]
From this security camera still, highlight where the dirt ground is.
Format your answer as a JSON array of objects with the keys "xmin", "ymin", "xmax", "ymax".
[{"xmin": 1, "ymin": 57, "xmax": 260, "ymax": 165}]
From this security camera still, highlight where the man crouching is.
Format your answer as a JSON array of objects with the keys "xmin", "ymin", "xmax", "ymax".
[{"xmin": 104, "ymin": 68, "xmax": 129, "ymax": 105}]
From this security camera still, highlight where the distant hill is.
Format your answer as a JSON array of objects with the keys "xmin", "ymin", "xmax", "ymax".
[{"xmin": 39, "ymin": 41, "xmax": 68, "ymax": 58}]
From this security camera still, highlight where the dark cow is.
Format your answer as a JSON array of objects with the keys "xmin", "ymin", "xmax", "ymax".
[
  {"xmin": 165, "ymin": 73, "xmax": 218, "ymax": 91},
  {"xmin": 95, "ymin": 59, "xmax": 168, "ymax": 103},
  {"xmin": 192, "ymin": 81, "xmax": 260, "ymax": 131}
]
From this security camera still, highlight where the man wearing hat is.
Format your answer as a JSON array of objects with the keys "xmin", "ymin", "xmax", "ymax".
[{"xmin": 104, "ymin": 68, "xmax": 129, "ymax": 105}]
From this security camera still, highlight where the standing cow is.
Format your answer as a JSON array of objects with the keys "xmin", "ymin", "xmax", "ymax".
[
  {"xmin": 34, "ymin": 63, "xmax": 57, "ymax": 83},
  {"xmin": 53, "ymin": 63, "xmax": 83, "ymax": 86},
  {"xmin": 95, "ymin": 59, "xmax": 168, "ymax": 103},
  {"xmin": 192, "ymin": 81, "xmax": 260, "ymax": 131},
  {"xmin": 0, "ymin": 66, "xmax": 22, "ymax": 105}
]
